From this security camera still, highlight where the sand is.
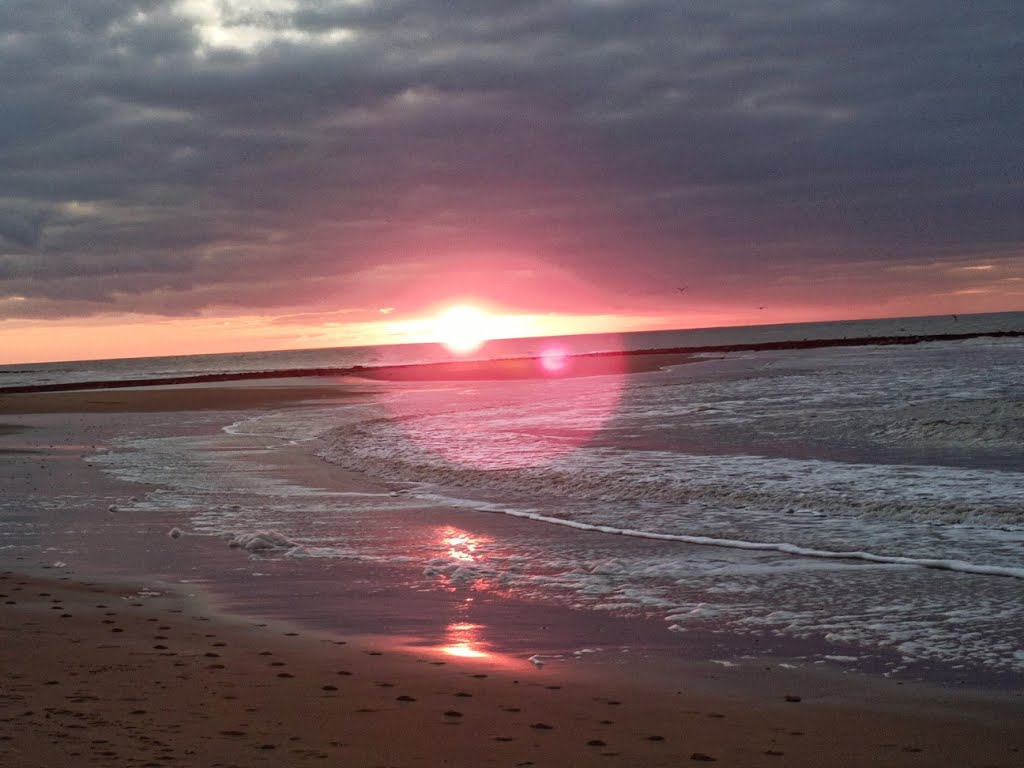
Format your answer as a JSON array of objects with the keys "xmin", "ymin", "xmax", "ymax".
[
  {"xmin": 2, "ymin": 384, "xmax": 1023, "ymax": 767},
  {"xmin": 1, "ymin": 569, "xmax": 1021, "ymax": 768},
  {"xmin": 0, "ymin": 383, "xmax": 369, "ymax": 414}
]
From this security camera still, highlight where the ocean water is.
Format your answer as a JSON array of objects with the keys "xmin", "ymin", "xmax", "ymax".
[
  {"xmin": 2, "ymin": 310, "xmax": 1019, "ymax": 389},
  {"xmin": 4, "ymin": 312, "xmax": 1024, "ymax": 682}
]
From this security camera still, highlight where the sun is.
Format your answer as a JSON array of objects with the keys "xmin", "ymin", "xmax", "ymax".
[{"xmin": 433, "ymin": 304, "xmax": 491, "ymax": 354}]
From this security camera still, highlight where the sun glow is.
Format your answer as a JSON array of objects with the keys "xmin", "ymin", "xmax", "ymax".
[{"xmin": 432, "ymin": 304, "xmax": 493, "ymax": 354}]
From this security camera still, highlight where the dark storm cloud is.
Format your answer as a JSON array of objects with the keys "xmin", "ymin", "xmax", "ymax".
[{"xmin": 1, "ymin": 0, "xmax": 1021, "ymax": 319}]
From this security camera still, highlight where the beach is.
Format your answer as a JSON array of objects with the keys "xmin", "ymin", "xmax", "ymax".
[
  {"xmin": 2, "ymin": 375, "xmax": 1023, "ymax": 767},
  {"xmin": 3, "ymin": 567, "xmax": 1022, "ymax": 768},
  {"xmin": 6, "ymin": 0, "xmax": 1023, "ymax": 758}
]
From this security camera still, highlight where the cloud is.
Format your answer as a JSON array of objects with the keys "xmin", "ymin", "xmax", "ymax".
[{"xmin": 1, "ymin": 0, "xmax": 1022, "ymax": 322}]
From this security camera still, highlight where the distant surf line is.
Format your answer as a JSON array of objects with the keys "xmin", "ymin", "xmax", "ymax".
[{"xmin": 1, "ymin": 329, "xmax": 1019, "ymax": 395}]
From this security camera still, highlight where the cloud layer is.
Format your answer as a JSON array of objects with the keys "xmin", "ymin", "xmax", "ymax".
[{"xmin": 2, "ymin": 0, "xmax": 1022, "ymax": 323}]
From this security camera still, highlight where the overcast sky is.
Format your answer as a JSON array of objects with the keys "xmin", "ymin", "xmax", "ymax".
[{"xmin": 1, "ymin": 0, "xmax": 1022, "ymax": 359}]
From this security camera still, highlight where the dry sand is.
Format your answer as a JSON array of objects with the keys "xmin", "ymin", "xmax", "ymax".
[{"xmin": 1, "ymin": 570, "xmax": 1021, "ymax": 768}]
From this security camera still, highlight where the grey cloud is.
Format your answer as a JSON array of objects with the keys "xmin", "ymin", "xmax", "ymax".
[
  {"xmin": 1, "ymin": 0, "xmax": 1021, "ymax": 320},
  {"xmin": 0, "ymin": 206, "xmax": 52, "ymax": 251}
]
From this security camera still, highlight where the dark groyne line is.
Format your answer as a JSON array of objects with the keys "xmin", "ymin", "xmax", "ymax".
[
  {"xmin": 1, "ymin": 329, "xmax": 1020, "ymax": 395},
  {"xmin": 615, "ymin": 329, "xmax": 1022, "ymax": 356}
]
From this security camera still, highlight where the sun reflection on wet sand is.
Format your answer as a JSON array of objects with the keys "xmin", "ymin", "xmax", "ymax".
[{"xmin": 440, "ymin": 621, "xmax": 490, "ymax": 659}]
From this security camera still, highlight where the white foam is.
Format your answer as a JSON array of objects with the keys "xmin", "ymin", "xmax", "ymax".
[
  {"xmin": 226, "ymin": 529, "xmax": 297, "ymax": 552},
  {"xmin": 527, "ymin": 654, "xmax": 563, "ymax": 669},
  {"xmin": 479, "ymin": 507, "xmax": 1024, "ymax": 579}
]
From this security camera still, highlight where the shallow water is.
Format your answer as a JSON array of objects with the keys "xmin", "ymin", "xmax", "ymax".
[
  {"xmin": 66, "ymin": 334, "xmax": 1022, "ymax": 685},
  {"xmin": 2, "ymin": 315, "xmax": 1022, "ymax": 687}
]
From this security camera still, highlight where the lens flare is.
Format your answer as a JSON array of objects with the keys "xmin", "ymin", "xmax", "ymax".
[{"xmin": 539, "ymin": 344, "xmax": 569, "ymax": 373}]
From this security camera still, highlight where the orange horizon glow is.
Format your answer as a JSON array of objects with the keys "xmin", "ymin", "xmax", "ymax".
[
  {"xmin": 0, "ymin": 304, "xmax": 647, "ymax": 365},
  {"xmin": 1, "ymin": 298, "xmax": 1020, "ymax": 366},
  {"xmin": 2, "ymin": 245, "xmax": 1021, "ymax": 365}
]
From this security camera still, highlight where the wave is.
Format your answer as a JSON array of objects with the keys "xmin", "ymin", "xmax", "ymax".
[
  {"xmin": 871, "ymin": 399, "xmax": 1024, "ymax": 449},
  {"xmin": 320, "ymin": 418, "xmax": 1024, "ymax": 526},
  {"xmin": 482, "ymin": 507, "xmax": 1024, "ymax": 579}
]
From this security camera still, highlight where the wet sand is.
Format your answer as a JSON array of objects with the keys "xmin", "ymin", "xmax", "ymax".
[
  {"xmin": 0, "ymin": 383, "xmax": 369, "ymax": 414},
  {"xmin": 2, "ymin": 570, "xmax": 1021, "ymax": 768},
  {"xmin": 350, "ymin": 351, "xmax": 701, "ymax": 381},
  {"xmin": 2, "ymin": 384, "xmax": 1023, "ymax": 767}
]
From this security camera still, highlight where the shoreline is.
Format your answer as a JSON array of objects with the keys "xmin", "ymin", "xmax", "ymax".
[
  {"xmin": 3, "ymin": 566, "xmax": 1022, "ymax": 767},
  {"xmin": 2, "ymin": 379, "xmax": 1023, "ymax": 765},
  {"xmin": 2, "ymin": 383, "xmax": 1023, "ymax": 690}
]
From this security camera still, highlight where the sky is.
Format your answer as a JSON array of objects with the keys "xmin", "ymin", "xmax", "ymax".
[{"xmin": 1, "ymin": 0, "xmax": 1022, "ymax": 363}]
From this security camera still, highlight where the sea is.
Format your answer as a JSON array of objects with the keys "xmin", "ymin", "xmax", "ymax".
[{"xmin": 2, "ymin": 311, "xmax": 1023, "ymax": 686}]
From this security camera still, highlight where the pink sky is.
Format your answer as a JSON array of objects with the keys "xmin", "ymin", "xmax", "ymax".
[{"xmin": 2, "ymin": 253, "xmax": 1019, "ymax": 364}]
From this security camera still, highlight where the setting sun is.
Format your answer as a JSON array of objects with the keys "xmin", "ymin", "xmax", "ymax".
[{"xmin": 433, "ymin": 304, "xmax": 492, "ymax": 354}]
